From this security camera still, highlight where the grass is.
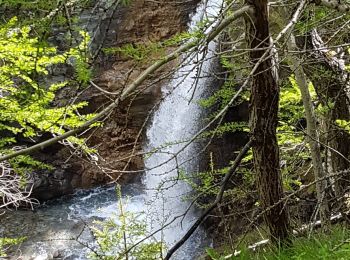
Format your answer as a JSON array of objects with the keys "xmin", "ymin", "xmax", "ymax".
[{"xmin": 206, "ymin": 225, "xmax": 350, "ymax": 260}]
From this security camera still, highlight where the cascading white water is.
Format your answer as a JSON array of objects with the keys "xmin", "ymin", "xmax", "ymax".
[{"xmin": 143, "ymin": 0, "xmax": 222, "ymax": 258}]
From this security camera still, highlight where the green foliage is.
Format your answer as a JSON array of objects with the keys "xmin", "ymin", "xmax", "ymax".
[
  {"xmin": 182, "ymin": 151, "xmax": 255, "ymax": 209},
  {"xmin": 0, "ymin": 0, "xmax": 92, "ymax": 22},
  {"xmin": 163, "ymin": 30, "xmax": 199, "ymax": 46},
  {"xmin": 198, "ymin": 45, "xmax": 250, "ymax": 131},
  {"xmin": 181, "ymin": 157, "xmax": 224, "ymax": 205},
  {"xmin": 200, "ymin": 122, "xmax": 249, "ymax": 139},
  {"xmin": 296, "ymin": 6, "xmax": 328, "ymax": 34},
  {"xmin": 0, "ymin": 17, "xmax": 97, "ymax": 180},
  {"xmin": 295, "ymin": 5, "xmax": 350, "ymax": 37},
  {"xmin": 277, "ymin": 75, "xmax": 314, "ymax": 190},
  {"xmin": 0, "ymin": 0, "xmax": 58, "ymax": 15},
  {"xmin": 9, "ymin": 155, "xmax": 53, "ymax": 186},
  {"xmin": 120, "ymin": 0, "xmax": 131, "ymax": 6},
  {"xmin": 199, "ymin": 83, "xmax": 245, "ymax": 111},
  {"xmin": 0, "ymin": 18, "xmax": 95, "ymax": 148},
  {"xmin": 69, "ymin": 31, "xmax": 92, "ymax": 85},
  {"xmin": 103, "ymin": 22, "xmax": 206, "ymax": 63},
  {"xmin": 206, "ymin": 247, "xmax": 223, "ymax": 260},
  {"xmin": 278, "ymin": 74, "xmax": 314, "ymax": 145},
  {"xmin": 89, "ymin": 186, "xmax": 164, "ymax": 260},
  {"xmin": 336, "ymin": 119, "xmax": 350, "ymax": 133},
  {"xmin": 278, "ymin": 74, "xmax": 317, "ymax": 131},
  {"xmin": 104, "ymin": 42, "xmax": 163, "ymax": 62},
  {"xmin": 0, "ymin": 237, "xmax": 26, "ymax": 257},
  {"xmin": 0, "ymin": 0, "xmax": 57, "ymax": 9},
  {"xmin": 199, "ymin": 58, "xmax": 249, "ymax": 114}
]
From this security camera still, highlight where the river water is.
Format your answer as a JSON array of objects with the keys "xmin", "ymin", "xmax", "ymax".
[{"xmin": 0, "ymin": 0, "xmax": 222, "ymax": 259}]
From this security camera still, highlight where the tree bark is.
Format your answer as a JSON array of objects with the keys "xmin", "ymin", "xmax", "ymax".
[{"xmin": 246, "ymin": 0, "xmax": 290, "ymax": 242}]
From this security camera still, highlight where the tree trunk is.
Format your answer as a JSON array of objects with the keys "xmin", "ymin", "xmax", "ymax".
[
  {"xmin": 246, "ymin": 0, "xmax": 290, "ymax": 242},
  {"xmin": 287, "ymin": 33, "xmax": 330, "ymax": 226},
  {"xmin": 307, "ymin": 30, "xmax": 350, "ymax": 195}
]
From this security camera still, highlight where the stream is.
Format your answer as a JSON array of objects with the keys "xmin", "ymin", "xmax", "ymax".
[{"xmin": 0, "ymin": 0, "xmax": 222, "ymax": 259}]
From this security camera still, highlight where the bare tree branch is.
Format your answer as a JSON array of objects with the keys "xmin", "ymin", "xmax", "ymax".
[
  {"xmin": 0, "ymin": 160, "xmax": 39, "ymax": 210},
  {"xmin": 0, "ymin": 5, "xmax": 252, "ymax": 163}
]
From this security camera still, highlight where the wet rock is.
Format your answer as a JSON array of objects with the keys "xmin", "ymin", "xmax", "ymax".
[
  {"xmin": 30, "ymin": 165, "xmax": 75, "ymax": 201},
  {"xmin": 63, "ymin": 255, "xmax": 80, "ymax": 260},
  {"xmin": 32, "ymin": 253, "xmax": 52, "ymax": 260},
  {"xmin": 52, "ymin": 250, "xmax": 62, "ymax": 258}
]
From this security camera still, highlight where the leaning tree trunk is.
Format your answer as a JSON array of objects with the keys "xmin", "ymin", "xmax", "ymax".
[
  {"xmin": 246, "ymin": 0, "xmax": 290, "ymax": 242},
  {"xmin": 287, "ymin": 33, "xmax": 330, "ymax": 226}
]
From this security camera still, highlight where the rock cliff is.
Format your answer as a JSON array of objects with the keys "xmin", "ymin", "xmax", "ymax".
[{"xmin": 31, "ymin": 0, "xmax": 199, "ymax": 200}]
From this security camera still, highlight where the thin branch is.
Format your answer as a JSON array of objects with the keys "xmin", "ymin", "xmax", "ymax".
[{"xmin": 164, "ymin": 140, "xmax": 253, "ymax": 260}]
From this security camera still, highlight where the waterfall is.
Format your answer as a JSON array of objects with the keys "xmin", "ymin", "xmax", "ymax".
[{"xmin": 143, "ymin": 0, "xmax": 222, "ymax": 258}]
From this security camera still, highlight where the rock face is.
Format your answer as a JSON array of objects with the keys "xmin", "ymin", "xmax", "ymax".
[{"xmin": 31, "ymin": 0, "xmax": 199, "ymax": 201}]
